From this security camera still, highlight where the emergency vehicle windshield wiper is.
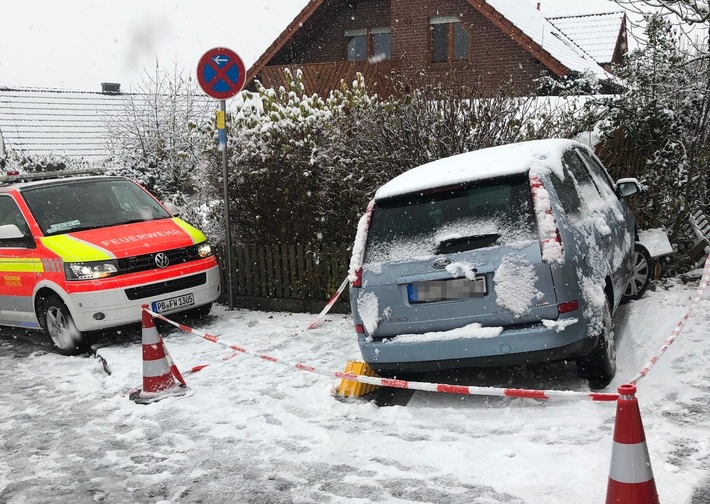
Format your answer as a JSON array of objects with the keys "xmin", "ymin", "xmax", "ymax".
[
  {"xmin": 118, "ymin": 218, "xmax": 157, "ymax": 225},
  {"xmin": 45, "ymin": 224, "xmax": 106, "ymax": 235}
]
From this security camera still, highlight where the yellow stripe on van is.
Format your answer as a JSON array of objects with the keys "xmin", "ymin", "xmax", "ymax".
[
  {"xmin": 172, "ymin": 218, "xmax": 207, "ymax": 244},
  {"xmin": 40, "ymin": 235, "xmax": 115, "ymax": 262},
  {"xmin": 0, "ymin": 258, "xmax": 41, "ymax": 273}
]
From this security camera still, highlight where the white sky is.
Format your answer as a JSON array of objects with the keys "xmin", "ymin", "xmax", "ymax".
[{"xmin": 0, "ymin": 0, "xmax": 622, "ymax": 92}]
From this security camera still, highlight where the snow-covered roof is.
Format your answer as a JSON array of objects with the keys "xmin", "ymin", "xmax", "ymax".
[
  {"xmin": 486, "ymin": 0, "xmax": 612, "ymax": 79},
  {"xmin": 0, "ymin": 87, "xmax": 125, "ymax": 163},
  {"xmin": 0, "ymin": 87, "xmax": 215, "ymax": 164},
  {"xmin": 375, "ymin": 139, "xmax": 579, "ymax": 200},
  {"xmin": 547, "ymin": 12, "xmax": 626, "ymax": 65}
]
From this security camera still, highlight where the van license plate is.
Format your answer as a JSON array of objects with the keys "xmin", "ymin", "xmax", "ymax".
[
  {"xmin": 408, "ymin": 277, "xmax": 487, "ymax": 303},
  {"xmin": 152, "ymin": 293, "xmax": 195, "ymax": 313}
]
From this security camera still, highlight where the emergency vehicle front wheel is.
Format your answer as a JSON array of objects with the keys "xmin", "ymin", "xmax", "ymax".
[{"xmin": 40, "ymin": 295, "xmax": 86, "ymax": 356}]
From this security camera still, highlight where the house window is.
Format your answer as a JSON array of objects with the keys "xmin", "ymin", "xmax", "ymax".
[
  {"xmin": 346, "ymin": 29, "xmax": 368, "ymax": 61},
  {"xmin": 430, "ymin": 16, "xmax": 469, "ymax": 63},
  {"xmin": 346, "ymin": 28, "xmax": 391, "ymax": 62}
]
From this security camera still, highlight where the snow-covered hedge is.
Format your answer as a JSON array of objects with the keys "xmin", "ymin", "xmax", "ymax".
[
  {"xmin": 195, "ymin": 70, "xmax": 577, "ymax": 247},
  {"xmin": 0, "ymin": 149, "xmax": 91, "ymax": 174}
]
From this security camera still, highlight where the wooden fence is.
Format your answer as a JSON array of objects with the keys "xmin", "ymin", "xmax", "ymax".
[
  {"xmin": 259, "ymin": 61, "xmax": 402, "ymax": 99},
  {"xmin": 217, "ymin": 242, "xmax": 352, "ymax": 313}
]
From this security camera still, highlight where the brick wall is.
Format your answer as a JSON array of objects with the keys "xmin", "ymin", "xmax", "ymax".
[
  {"xmin": 265, "ymin": 0, "xmax": 550, "ymax": 96},
  {"xmin": 272, "ymin": 1, "xmax": 392, "ymax": 65}
]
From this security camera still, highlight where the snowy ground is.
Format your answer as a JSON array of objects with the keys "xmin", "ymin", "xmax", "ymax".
[{"xmin": 0, "ymin": 276, "xmax": 709, "ymax": 504}]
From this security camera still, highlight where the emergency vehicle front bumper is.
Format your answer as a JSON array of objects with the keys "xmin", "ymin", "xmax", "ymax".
[{"xmin": 62, "ymin": 265, "xmax": 221, "ymax": 332}]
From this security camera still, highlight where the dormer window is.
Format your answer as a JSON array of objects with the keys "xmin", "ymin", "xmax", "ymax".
[
  {"xmin": 430, "ymin": 16, "xmax": 469, "ymax": 63},
  {"xmin": 346, "ymin": 28, "xmax": 391, "ymax": 62}
]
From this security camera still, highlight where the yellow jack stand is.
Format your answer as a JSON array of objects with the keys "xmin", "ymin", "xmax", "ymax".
[{"xmin": 337, "ymin": 361, "xmax": 381, "ymax": 398}]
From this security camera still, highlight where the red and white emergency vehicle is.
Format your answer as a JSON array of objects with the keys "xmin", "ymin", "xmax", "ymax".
[{"xmin": 0, "ymin": 170, "xmax": 221, "ymax": 354}]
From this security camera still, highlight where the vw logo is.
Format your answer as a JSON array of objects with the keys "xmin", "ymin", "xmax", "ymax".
[
  {"xmin": 155, "ymin": 252, "xmax": 170, "ymax": 269},
  {"xmin": 432, "ymin": 257, "xmax": 453, "ymax": 269}
]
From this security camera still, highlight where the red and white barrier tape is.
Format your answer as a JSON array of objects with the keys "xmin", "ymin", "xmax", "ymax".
[
  {"xmin": 307, "ymin": 277, "xmax": 349, "ymax": 329},
  {"xmin": 185, "ymin": 351, "xmax": 241, "ymax": 374},
  {"xmin": 628, "ymin": 253, "xmax": 710, "ymax": 385},
  {"xmin": 144, "ymin": 308, "xmax": 618, "ymax": 402},
  {"xmin": 186, "ymin": 278, "xmax": 349, "ymax": 374}
]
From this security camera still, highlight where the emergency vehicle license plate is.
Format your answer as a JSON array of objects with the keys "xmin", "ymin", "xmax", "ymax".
[{"xmin": 152, "ymin": 293, "xmax": 195, "ymax": 313}]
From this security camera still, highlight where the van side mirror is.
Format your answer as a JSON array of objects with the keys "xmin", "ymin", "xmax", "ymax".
[
  {"xmin": 615, "ymin": 178, "xmax": 642, "ymax": 198},
  {"xmin": 163, "ymin": 202, "xmax": 180, "ymax": 216},
  {"xmin": 0, "ymin": 224, "xmax": 24, "ymax": 239},
  {"xmin": 0, "ymin": 224, "xmax": 34, "ymax": 248}
]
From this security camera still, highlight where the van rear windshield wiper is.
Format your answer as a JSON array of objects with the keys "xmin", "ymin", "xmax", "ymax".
[{"xmin": 436, "ymin": 233, "xmax": 500, "ymax": 254}]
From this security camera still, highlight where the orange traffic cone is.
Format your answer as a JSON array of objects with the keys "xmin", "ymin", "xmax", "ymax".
[
  {"xmin": 606, "ymin": 384, "xmax": 660, "ymax": 503},
  {"xmin": 129, "ymin": 305, "xmax": 187, "ymax": 404}
]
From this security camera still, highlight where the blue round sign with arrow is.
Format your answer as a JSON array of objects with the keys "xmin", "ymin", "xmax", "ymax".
[{"xmin": 197, "ymin": 47, "xmax": 246, "ymax": 100}]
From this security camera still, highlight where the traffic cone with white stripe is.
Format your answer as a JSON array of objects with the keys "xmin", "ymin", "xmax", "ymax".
[
  {"xmin": 129, "ymin": 305, "xmax": 187, "ymax": 404},
  {"xmin": 606, "ymin": 384, "xmax": 659, "ymax": 503}
]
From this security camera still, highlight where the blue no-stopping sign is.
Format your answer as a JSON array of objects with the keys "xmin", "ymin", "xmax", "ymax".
[{"xmin": 197, "ymin": 47, "xmax": 246, "ymax": 100}]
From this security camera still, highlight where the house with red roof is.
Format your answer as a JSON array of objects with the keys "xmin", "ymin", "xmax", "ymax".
[
  {"xmin": 0, "ymin": 2, "xmax": 629, "ymax": 163},
  {"xmin": 246, "ymin": 0, "xmax": 628, "ymax": 97}
]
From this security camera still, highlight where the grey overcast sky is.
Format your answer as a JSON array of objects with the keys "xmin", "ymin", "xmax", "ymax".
[{"xmin": 0, "ymin": 0, "xmax": 622, "ymax": 92}]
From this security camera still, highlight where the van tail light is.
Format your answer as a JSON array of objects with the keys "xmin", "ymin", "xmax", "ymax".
[
  {"xmin": 529, "ymin": 174, "xmax": 564, "ymax": 262},
  {"xmin": 351, "ymin": 267, "xmax": 363, "ymax": 288},
  {"xmin": 354, "ymin": 323, "xmax": 365, "ymax": 334},
  {"xmin": 349, "ymin": 201, "xmax": 375, "ymax": 287},
  {"xmin": 557, "ymin": 300, "xmax": 579, "ymax": 314}
]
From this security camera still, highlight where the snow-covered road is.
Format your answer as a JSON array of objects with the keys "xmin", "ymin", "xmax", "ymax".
[{"xmin": 0, "ymin": 277, "xmax": 708, "ymax": 504}]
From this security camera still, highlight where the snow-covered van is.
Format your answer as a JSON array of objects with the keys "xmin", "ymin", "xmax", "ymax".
[
  {"xmin": 0, "ymin": 170, "xmax": 221, "ymax": 354},
  {"xmin": 349, "ymin": 139, "xmax": 649, "ymax": 389}
]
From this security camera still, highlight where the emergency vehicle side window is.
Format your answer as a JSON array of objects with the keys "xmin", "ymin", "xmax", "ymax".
[{"xmin": 0, "ymin": 196, "xmax": 33, "ymax": 248}]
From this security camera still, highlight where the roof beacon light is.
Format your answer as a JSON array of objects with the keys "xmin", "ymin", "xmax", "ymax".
[{"xmin": 0, "ymin": 168, "xmax": 106, "ymax": 183}]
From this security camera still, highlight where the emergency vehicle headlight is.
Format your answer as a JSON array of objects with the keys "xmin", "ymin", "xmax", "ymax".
[
  {"xmin": 64, "ymin": 261, "xmax": 119, "ymax": 281},
  {"xmin": 197, "ymin": 242, "xmax": 213, "ymax": 258}
]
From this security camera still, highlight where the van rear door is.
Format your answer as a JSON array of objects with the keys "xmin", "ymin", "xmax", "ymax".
[{"xmin": 358, "ymin": 174, "xmax": 559, "ymax": 338}]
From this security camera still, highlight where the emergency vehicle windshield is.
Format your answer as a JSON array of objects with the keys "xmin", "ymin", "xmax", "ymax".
[{"xmin": 21, "ymin": 178, "xmax": 172, "ymax": 236}]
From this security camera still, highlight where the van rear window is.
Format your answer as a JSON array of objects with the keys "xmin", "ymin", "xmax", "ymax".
[{"xmin": 365, "ymin": 175, "xmax": 536, "ymax": 264}]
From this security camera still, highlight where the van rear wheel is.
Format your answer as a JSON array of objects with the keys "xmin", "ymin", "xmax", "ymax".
[
  {"xmin": 40, "ymin": 295, "xmax": 86, "ymax": 356},
  {"xmin": 576, "ymin": 298, "xmax": 616, "ymax": 390}
]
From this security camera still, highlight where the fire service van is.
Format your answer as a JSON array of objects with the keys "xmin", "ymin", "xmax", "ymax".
[{"xmin": 0, "ymin": 170, "xmax": 221, "ymax": 354}]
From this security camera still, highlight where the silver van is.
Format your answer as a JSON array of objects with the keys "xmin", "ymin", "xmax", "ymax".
[{"xmin": 348, "ymin": 139, "xmax": 644, "ymax": 389}]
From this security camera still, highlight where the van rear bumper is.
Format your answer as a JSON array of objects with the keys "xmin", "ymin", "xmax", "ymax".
[{"xmin": 358, "ymin": 318, "xmax": 597, "ymax": 375}]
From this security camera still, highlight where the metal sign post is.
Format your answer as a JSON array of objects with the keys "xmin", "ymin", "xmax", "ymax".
[
  {"xmin": 197, "ymin": 47, "xmax": 246, "ymax": 310},
  {"xmin": 216, "ymin": 102, "xmax": 233, "ymax": 311}
]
